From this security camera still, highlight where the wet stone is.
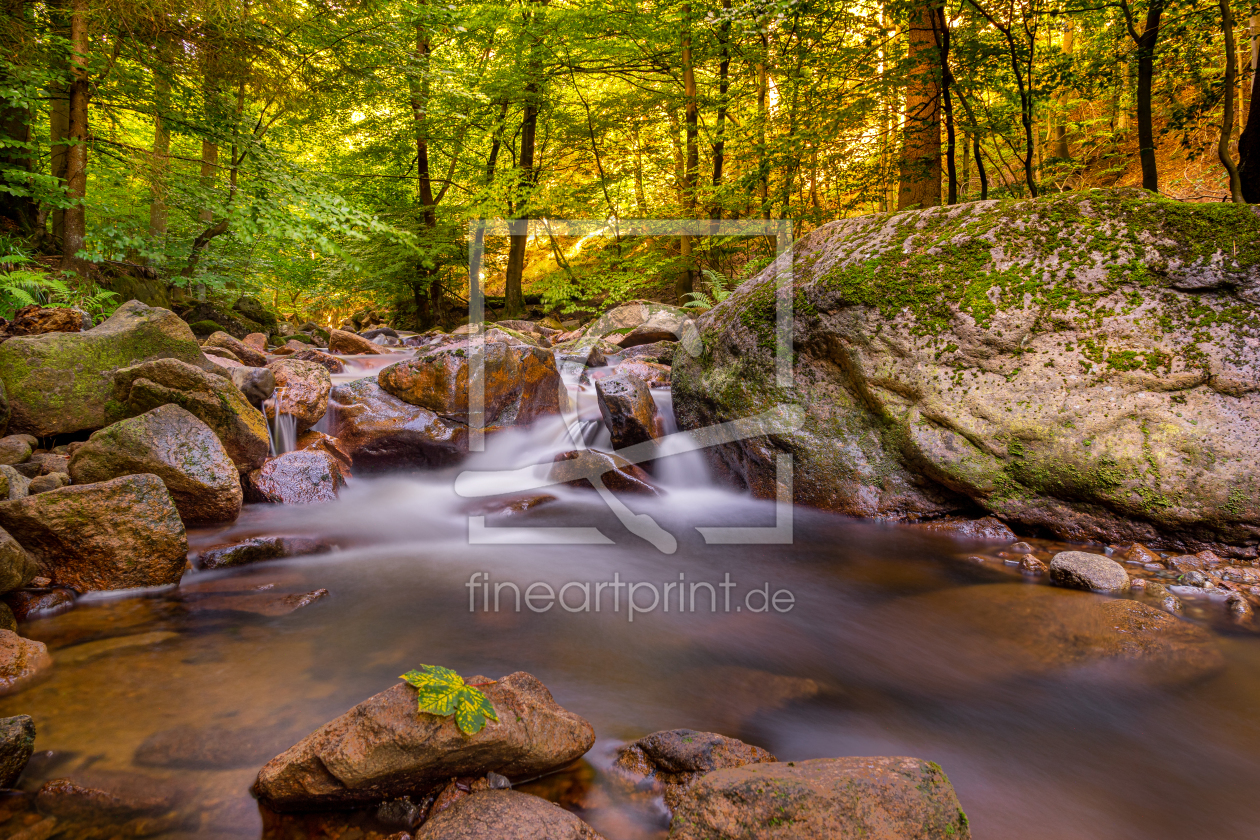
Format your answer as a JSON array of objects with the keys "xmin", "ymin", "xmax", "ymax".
[{"xmin": 1049, "ymin": 551, "xmax": 1130, "ymax": 593}]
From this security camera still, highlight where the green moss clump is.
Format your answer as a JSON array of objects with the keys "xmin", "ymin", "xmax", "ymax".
[{"xmin": 188, "ymin": 320, "xmax": 222, "ymax": 336}]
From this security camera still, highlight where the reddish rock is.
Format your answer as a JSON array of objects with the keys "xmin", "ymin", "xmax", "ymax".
[
  {"xmin": 0, "ymin": 474, "xmax": 188, "ymax": 591},
  {"xmin": 204, "ymin": 331, "xmax": 268, "ymax": 367},
  {"xmin": 551, "ymin": 450, "xmax": 659, "ymax": 495},
  {"xmin": 417, "ymin": 790, "xmax": 606, "ymax": 840},
  {"xmin": 295, "ymin": 430, "xmax": 353, "ymax": 471},
  {"xmin": 0, "ymin": 630, "xmax": 51, "ymax": 695},
  {"xmin": 4, "ymin": 587, "xmax": 75, "ymax": 621},
  {"xmin": 329, "ymin": 379, "xmax": 468, "ymax": 470},
  {"xmin": 611, "ymin": 360, "xmax": 670, "ymax": 387},
  {"xmin": 907, "ymin": 516, "xmax": 1017, "ymax": 542},
  {"xmin": 613, "ymin": 730, "xmax": 775, "ymax": 809},
  {"xmin": 3, "ymin": 305, "xmax": 84, "ymax": 337},
  {"xmin": 196, "ymin": 535, "xmax": 332, "ymax": 570},
  {"xmin": 265, "ymin": 359, "xmax": 331, "ymax": 433},
  {"xmin": 253, "ymin": 671, "xmax": 596, "ymax": 811},
  {"xmin": 329, "ymin": 329, "xmax": 388, "ymax": 355},
  {"xmin": 595, "ymin": 371, "xmax": 660, "ymax": 450},
  {"xmin": 243, "ymin": 333, "xmax": 268, "ymax": 352},
  {"xmin": 291, "ymin": 348, "xmax": 346, "ymax": 374},
  {"xmin": 187, "ymin": 588, "xmax": 329, "ymax": 617},
  {"xmin": 246, "ymin": 450, "xmax": 346, "ymax": 504}
]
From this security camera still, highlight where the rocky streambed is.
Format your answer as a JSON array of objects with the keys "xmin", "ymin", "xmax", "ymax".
[{"xmin": 0, "ymin": 191, "xmax": 1257, "ymax": 839}]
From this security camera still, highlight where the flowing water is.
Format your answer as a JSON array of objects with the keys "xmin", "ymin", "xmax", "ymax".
[{"xmin": 6, "ymin": 356, "xmax": 1260, "ymax": 839}]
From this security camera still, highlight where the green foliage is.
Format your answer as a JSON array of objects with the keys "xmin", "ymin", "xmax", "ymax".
[
  {"xmin": 399, "ymin": 664, "xmax": 498, "ymax": 736},
  {"xmin": 683, "ymin": 268, "xmax": 735, "ymax": 311},
  {"xmin": 0, "ymin": 251, "xmax": 118, "ymax": 322}
]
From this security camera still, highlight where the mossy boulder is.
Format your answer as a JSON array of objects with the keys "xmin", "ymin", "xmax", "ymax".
[
  {"xmin": 674, "ymin": 190, "xmax": 1260, "ymax": 552},
  {"xmin": 233, "ymin": 295, "xmax": 277, "ymax": 329},
  {"xmin": 181, "ymin": 302, "xmax": 263, "ymax": 340},
  {"xmin": 0, "ymin": 379, "xmax": 8, "ymax": 437},
  {"xmin": 0, "ymin": 301, "xmax": 215, "ymax": 437},
  {"xmin": 69, "ymin": 405, "xmax": 243, "ymax": 525},
  {"xmin": 188, "ymin": 320, "xmax": 223, "ymax": 337}
]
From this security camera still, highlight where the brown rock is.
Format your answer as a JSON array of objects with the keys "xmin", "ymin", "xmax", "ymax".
[
  {"xmin": 135, "ymin": 724, "xmax": 297, "ymax": 770},
  {"xmin": 328, "ymin": 379, "xmax": 467, "ymax": 470},
  {"xmin": 295, "ymin": 430, "xmax": 353, "ymax": 470},
  {"xmin": 27, "ymin": 453, "xmax": 69, "ymax": 476},
  {"xmin": 201, "ymin": 345, "xmax": 241, "ymax": 364},
  {"xmin": 196, "ymin": 535, "xmax": 332, "ymax": 570},
  {"xmin": 0, "ymin": 714, "xmax": 35, "ymax": 787},
  {"xmin": 0, "ymin": 474, "xmax": 188, "ymax": 591},
  {"xmin": 204, "ymin": 331, "xmax": 268, "ymax": 367},
  {"xmin": 908, "ymin": 516, "xmax": 1017, "ymax": 542},
  {"xmin": 34, "ymin": 775, "xmax": 177, "ymax": 820},
  {"xmin": 110, "ymin": 358, "xmax": 271, "ymax": 472},
  {"xmin": 0, "ymin": 526, "xmax": 39, "ymax": 593},
  {"xmin": 291, "ymin": 348, "xmax": 345, "ymax": 374},
  {"xmin": 668, "ymin": 756, "xmax": 971, "ymax": 840},
  {"xmin": 551, "ymin": 450, "xmax": 659, "ymax": 495},
  {"xmin": 1049, "ymin": 551, "xmax": 1130, "ymax": 593},
  {"xmin": 243, "ymin": 333, "xmax": 268, "ymax": 352},
  {"xmin": 596, "ymin": 371, "xmax": 661, "ymax": 451},
  {"xmin": 265, "ymin": 359, "xmax": 331, "ymax": 433},
  {"xmin": 416, "ymin": 790, "xmax": 606, "ymax": 840},
  {"xmin": 3, "ymin": 305, "xmax": 83, "ymax": 337},
  {"xmin": 0, "ymin": 630, "xmax": 51, "ymax": 695},
  {"xmin": 185, "ymin": 588, "xmax": 329, "ymax": 617},
  {"xmin": 611, "ymin": 359, "xmax": 670, "ymax": 387},
  {"xmin": 1122, "ymin": 543, "xmax": 1163, "ymax": 565},
  {"xmin": 26, "ymin": 473, "xmax": 68, "ymax": 495},
  {"xmin": 329, "ymin": 329, "xmax": 388, "ymax": 355},
  {"xmin": 4, "ymin": 587, "xmax": 75, "ymax": 621},
  {"xmin": 246, "ymin": 450, "xmax": 346, "ymax": 504},
  {"xmin": 0, "ymin": 436, "xmax": 32, "ymax": 466},
  {"xmin": 68, "ymin": 405, "xmax": 242, "ymax": 524},
  {"xmin": 252, "ymin": 671, "xmax": 596, "ymax": 811},
  {"xmin": 379, "ymin": 341, "xmax": 563, "ymax": 427},
  {"xmin": 613, "ymin": 730, "xmax": 776, "ymax": 809}
]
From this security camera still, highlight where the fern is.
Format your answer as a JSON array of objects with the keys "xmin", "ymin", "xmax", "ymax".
[
  {"xmin": 682, "ymin": 268, "xmax": 734, "ymax": 311},
  {"xmin": 0, "ymin": 254, "xmax": 118, "ymax": 323}
]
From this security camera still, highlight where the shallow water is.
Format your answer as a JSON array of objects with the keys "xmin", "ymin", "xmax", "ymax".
[{"xmin": 6, "ymin": 371, "xmax": 1260, "ymax": 839}]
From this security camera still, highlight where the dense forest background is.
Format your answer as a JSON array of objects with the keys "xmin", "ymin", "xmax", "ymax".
[{"xmin": 2, "ymin": 0, "xmax": 1259, "ymax": 328}]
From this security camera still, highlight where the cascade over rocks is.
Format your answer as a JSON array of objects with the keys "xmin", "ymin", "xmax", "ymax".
[
  {"xmin": 0, "ymin": 301, "xmax": 215, "ymax": 437},
  {"xmin": 110, "ymin": 358, "xmax": 271, "ymax": 472},
  {"xmin": 265, "ymin": 359, "xmax": 332, "ymax": 432},
  {"xmin": 68, "ymin": 404, "xmax": 242, "ymax": 525},
  {"xmin": 668, "ymin": 756, "xmax": 971, "ymax": 840},
  {"xmin": 674, "ymin": 192, "xmax": 1260, "ymax": 551},
  {"xmin": 329, "ymin": 379, "xmax": 468, "ymax": 470},
  {"xmin": 596, "ymin": 371, "xmax": 661, "ymax": 450},
  {"xmin": 0, "ymin": 474, "xmax": 188, "ymax": 591},
  {"xmin": 252, "ymin": 670, "xmax": 595, "ymax": 811},
  {"xmin": 378, "ymin": 340, "xmax": 564, "ymax": 426}
]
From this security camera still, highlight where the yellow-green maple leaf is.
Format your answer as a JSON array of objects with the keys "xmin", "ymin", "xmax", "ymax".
[{"xmin": 400, "ymin": 664, "xmax": 498, "ymax": 736}]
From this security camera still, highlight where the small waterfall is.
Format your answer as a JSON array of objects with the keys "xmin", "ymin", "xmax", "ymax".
[{"xmin": 265, "ymin": 387, "xmax": 299, "ymax": 456}]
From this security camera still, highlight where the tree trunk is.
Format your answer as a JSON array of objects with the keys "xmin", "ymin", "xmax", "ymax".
[
  {"xmin": 1135, "ymin": 0, "xmax": 1165, "ymax": 192},
  {"xmin": 148, "ymin": 63, "xmax": 171, "ymax": 258},
  {"xmin": 410, "ymin": 16, "xmax": 441, "ymax": 328},
  {"xmin": 710, "ymin": 0, "xmax": 731, "ymax": 222},
  {"xmin": 931, "ymin": 6, "xmax": 957, "ymax": 205},
  {"xmin": 0, "ymin": 0, "xmax": 37, "ymax": 233},
  {"xmin": 632, "ymin": 122, "xmax": 649, "ymax": 216},
  {"xmin": 898, "ymin": 1, "xmax": 942, "ymax": 210},
  {"xmin": 756, "ymin": 27, "xmax": 770, "ymax": 218},
  {"xmin": 199, "ymin": 55, "xmax": 221, "ymax": 225},
  {"xmin": 1243, "ymin": 17, "xmax": 1260, "ymax": 201},
  {"xmin": 48, "ymin": 0, "xmax": 70, "ymax": 243},
  {"xmin": 677, "ymin": 1, "xmax": 698, "ymax": 302},
  {"xmin": 62, "ymin": 0, "xmax": 89, "ymax": 269},
  {"xmin": 504, "ymin": 0, "xmax": 545, "ymax": 319},
  {"xmin": 1052, "ymin": 20, "xmax": 1075, "ymax": 160},
  {"xmin": 1221, "ymin": 0, "xmax": 1245, "ymax": 202}
]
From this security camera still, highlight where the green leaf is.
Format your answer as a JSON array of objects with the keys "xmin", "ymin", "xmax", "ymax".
[{"xmin": 399, "ymin": 664, "xmax": 498, "ymax": 736}]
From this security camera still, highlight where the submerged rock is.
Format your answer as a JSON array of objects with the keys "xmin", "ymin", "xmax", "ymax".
[
  {"xmin": 674, "ymin": 191, "xmax": 1260, "ymax": 550},
  {"xmin": 253, "ymin": 670, "xmax": 595, "ymax": 811},
  {"xmin": 907, "ymin": 516, "xmax": 1017, "ymax": 542},
  {"xmin": 0, "ymin": 474, "xmax": 188, "ymax": 591},
  {"xmin": 613, "ymin": 730, "xmax": 775, "ymax": 809},
  {"xmin": 246, "ymin": 450, "xmax": 346, "ymax": 505},
  {"xmin": 668, "ymin": 756, "xmax": 971, "ymax": 840},
  {"xmin": 416, "ymin": 790, "xmax": 606, "ymax": 840},
  {"xmin": 0, "ymin": 714, "xmax": 35, "ymax": 787},
  {"xmin": 596, "ymin": 371, "xmax": 660, "ymax": 451},
  {"xmin": 0, "ymin": 301, "xmax": 213, "ymax": 437},
  {"xmin": 0, "ymin": 630, "xmax": 51, "ymax": 695},
  {"xmin": 265, "ymin": 359, "xmax": 331, "ymax": 433},
  {"xmin": 196, "ymin": 535, "xmax": 332, "ymax": 570},
  {"xmin": 68, "ymin": 404, "xmax": 243, "ymax": 525},
  {"xmin": 1049, "ymin": 551, "xmax": 1130, "ymax": 593},
  {"xmin": 378, "ymin": 340, "xmax": 563, "ymax": 427},
  {"xmin": 328, "ymin": 379, "xmax": 468, "ymax": 470},
  {"xmin": 110, "ymin": 357, "xmax": 271, "ymax": 472},
  {"xmin": 135, "ymin": 724, "xmax": 297, "ymax": 771}
]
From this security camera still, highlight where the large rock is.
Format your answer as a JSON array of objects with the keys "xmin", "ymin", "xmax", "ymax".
[
  {"xmin": 246, "ymin": 450, "xmax": 346, "ymax": 505},
  {"xmin": 0, "ymin": 436, "xmax": 31, "ymax": 466},
  {"xmin": 265, "ymin": 359, "xmax": 331, "ymax": 433},
  {"xmin": 668, "ymin": 756, "xmax": 971, "ymax": 840},
  {"xmin": 614, "ymin": 730, "xmax": 775, "ymax": 809},
  {"xmin": 0, "ymin": 714, "xmax": 35, "ymax": 786},
  {"xmin": 233, "ymin": 295, "xmax": 277, "ymax": 329},
  {"xmin": 328, "ymin": 378, "xmax": 468, "ymax": 470},
  {"xmin": 68, "ymin": 405, "xmax": 242, "ymax": 525},
  {"xmin": 291, "ymin": 348, "xmax": 345, "ymax": 374},
  {"xmin": 379, "ymin": 340, "xmax": 563, "ymax": 427},
  {"xmin": 0, "ymin": 631, "xmax": 51, "ymax": 695},
  {"xmin": 110, "ymin": 358, "xmax": 270, "ymax": 472},
  {"xmin": 596, "ymin": 371, "xmax": 660, "ymax": 450},
  {"xmin": 582, "ymin": 301, "xmax": 688, "ymax": 348},
  {"xmin": 674, "ymin": 191, "xmax": 1260, "ymax": 551},
  {"xmin": 253, "ymin": 670, "xmax": 595, "ymax": 811},
  {"xmin": 0, "ymin": 525, "xmax": 39, "ymax": 593},
  {"xmin": 0, "ymin": 474, "xmax": 188, "ymax": 591},
  {"xmin": 0, "ymin": 300, "xmax": 213, "ymax": 437},
  {"xmin": 204, "ymin": 331, "xmax": 267, "ymax": 367},
  {"xmin": 1048, "ymin": 551, "xmax": 1130, "ymax": 593},
  {"xmin": 328, "ymin": 328, "xmax": 388, "ymax": 355},
  {"xmin": 0, "ymin": 379, "xmax": 6, "ymax": 436},
  {"xmin": 181, "ymin": 300, "xmax": 261, "ymax": 339},
  {"xmin": 417, "ymin": 790, "xmax": 606, "ymax": 840},
  {"xmin": 229, "ymin": 366, "xmax": 276, "ymax": 409}
]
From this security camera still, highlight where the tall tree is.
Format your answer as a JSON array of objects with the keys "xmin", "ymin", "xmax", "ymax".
[
  {"xmin": 1117, "ymin": 0, "xmax": 1167, "ymax": 192},
  {"xmin": 62, "ymin": 0, "xmax": 89, "ymax": 269},
  {"xmin": 678, "ymin": 0, "xmax": 698, "ymax": 302},
  {"xmin": 1219, "ymin": 0, "xmax": 1244, "ymax": 202},
  {"xmin": 898, "ymin": 0, "xmax": 942, "ymax": 210},
  {"xmin": 503, "ymin": 0, "xmax": 545, "ymax": 318}
]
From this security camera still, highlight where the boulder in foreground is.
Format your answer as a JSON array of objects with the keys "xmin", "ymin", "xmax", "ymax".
[
  {"xmin": 417, "ymin": 790, "xmax": 606, "ymax": 840},
  {"xmin": 253, "ymin": 670, "xmax": 595, "ymax": 810},
  {"xmin": 0, "ymin": 474, "xmax": 188, "ymax": 591},
  {"xmin": 0, "ymin": 300, "xmax": 212, "ymax": 437},
  {"xmin": 246, "ymin": 450, "xmax": 346, "ymax": 504},
  {"xmin": 69, "ymin": 404, "xmax": 242, "ymax": 525},
  {"xmin": 668, "ymin": 756, "xmax": 970, "ymax": 840}
]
